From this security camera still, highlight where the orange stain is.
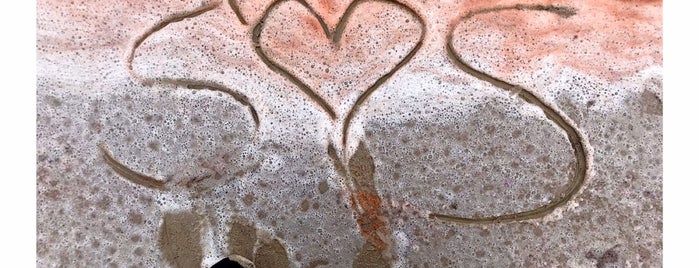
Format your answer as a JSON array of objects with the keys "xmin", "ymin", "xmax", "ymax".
[
  {"xmin": 301, "ymin": 14, "xmax": 323, "ymax": 33},
  {"xmin": 453, "ymin": 0, "xmax": 661, "ymax": 82},
  {"xmin": 314, "ymin": 0, "xmax": 334, "ymax": 18},
  {"xmin": 349, "ymin": 191, "xmax": 389, "ymax": 250}
]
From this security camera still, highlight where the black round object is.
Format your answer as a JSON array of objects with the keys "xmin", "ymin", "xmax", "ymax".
[{"xmin": 211, "ymin": 257, "xmax": 245, "ymax": 268}]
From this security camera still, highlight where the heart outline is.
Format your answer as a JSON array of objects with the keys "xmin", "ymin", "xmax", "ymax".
[{"xmin": 252, "ymin": 0, "xmax": 426, "ymax": 145}]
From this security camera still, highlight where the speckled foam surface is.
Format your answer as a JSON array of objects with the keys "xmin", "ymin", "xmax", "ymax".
[{"xmin": 37, "ymin": 0, "xmax": 661, "ymax": 267}]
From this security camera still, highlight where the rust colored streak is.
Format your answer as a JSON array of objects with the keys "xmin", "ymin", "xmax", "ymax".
[
  {"xmin": 310, "ymin": 0, "xmax": 333, "ymax": 19},
  {"xmin": 350, "ymin": 191, "xmax": 389, "ymax": 250},
  {"xmin": 306, "ymin": 0, "xmax": 353, "ymax": 28},
  {"xmin": 38, "ymin": 0, "xmax": 196, "ymax": 53},
  {"xmin": 615, "ymin": 0, "xmax": 661, "ymax": 3},
  {"xmin": 345, "ymin": 142, "xmax": 392, "ymax": 250},
  {"xmin": 300, "ymin": 14, "xmax": 324, "ymax": 33},
  {"xmin": 451, "ymin": 0, "xmax": 661, "ymax": 82}
]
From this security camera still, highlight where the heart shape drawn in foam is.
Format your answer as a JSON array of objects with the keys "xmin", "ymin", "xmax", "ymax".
[{"xmin": 253, "ymin": 0, "xmax": 425, "ymax": 144}]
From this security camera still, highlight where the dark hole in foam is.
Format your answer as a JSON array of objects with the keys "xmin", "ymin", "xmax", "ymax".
[{"xmin": 211, "ymin": 257, "xmax": 244, "ymax": 268}]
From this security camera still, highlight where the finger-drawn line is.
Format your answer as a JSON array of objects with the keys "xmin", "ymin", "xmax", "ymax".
[
  {"xmin": 170, "ymin": 78, "xmax": 259, "ymax": 127},
  {"xmin": 341, "ymin": 0, "xmax": 426, "ymax": 147},
  {"xmin": 100, "ymin": 144, "xmax": 231, "ymax": 191},
  {"xmin": 430, "ymin": 4, "xmax": 590, "ymax": 224},
  {"xmin": 327, "ymin": 142, "xmax": 347, "ymax": 177},
  {"xmin": 125, "ymin": 1, "xmax": 221, "ymax": 81},
  {"xmin": 182, "ymin": 174, "xmax": 213, "ymax": 188},
  {"xmin": 252, "ymin": 0, "xmax": 426, "ymax": 133},
  {"xmin": 125, "ymin": 1, "xmax": 259, "ymax": 128},
  {"xmin": 252, "ymin": 0, "xmax": 337, "ymax": 119},
  {"xmin": 99, "ymin": 144, "xmax": 166, "ymax": 190},
  {"xmin": 227, "ymin": 0, "xmax": 248, "ymax": 25}
]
